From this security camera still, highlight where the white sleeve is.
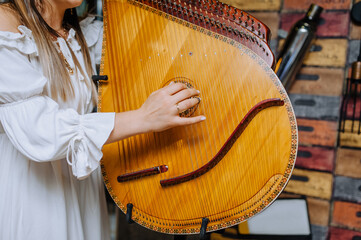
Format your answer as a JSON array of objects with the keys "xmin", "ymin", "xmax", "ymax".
[
  {"xmin": 0, "ymin": 36, "xmax": 115, "ymax": 180},
  {"xmin": 80, "ymin": 17, "xmax": 103, "ymax": 65}
]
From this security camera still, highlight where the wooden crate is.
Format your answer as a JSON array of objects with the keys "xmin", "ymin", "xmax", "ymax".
[
  {"xmin": 307, "ymin": 197, "xmax": 330, "ymax": 226},
  {"xmin": 333, "ymin": 176, "xmax": 361, "ymax": 203},
  {"xmin": 296, "ymin": 145, "xmax": 334, "ymax": 172},
  {"xmin": 332, "ymin": 201, "xmax": 361, "ymax": 231},
  {"xmin": 329, "ymin": 227, "xmax": 361, "ymax": 240},
  {"xmin": 280, "ymin": 11, "xmax": 350, "ymax": 37},
  {"xmin": 339, "ymin": 120, "xmax": 361, "ymax": 148},
  {"xmin": 283, "ymin": 0, "xmax": 352, "ymax": 10},
  {"xmin": 219, "ymin": 0, "xmax": 281, "ymax": 11},
  {"xmin": 297, "ymin": 118, "xmax": 338, "ymax": 147},
  {"xmin": 304, "ymin": 39, "xmax": 348, "ymax": 67},
  {"xmin": 278, "ymin": 39, "xmax": 348, "ymax": 67},
  {"xmin": 335, "ymin": 148, "xmax": 361, "ymax": 178},
  {"xmin": 289, "ymin": 67, "xmax": 344, "ymax": 97},
  {"xmin": 289, "ymin": 94, "xmax": 340, "ymax": 121},
  {"xmin": 285, "ymin": 168, "xmax": 333, "ymax": 200}
]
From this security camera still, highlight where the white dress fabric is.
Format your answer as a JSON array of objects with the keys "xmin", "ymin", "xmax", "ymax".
[{"xmin": 0, "ymin": 17, "xmax": 115, "ymax": 240}]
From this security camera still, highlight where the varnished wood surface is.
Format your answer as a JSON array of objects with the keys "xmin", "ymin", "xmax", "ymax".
[{"xmin": 100, "ymin": 0, "xmax": 297, "ymax": 234}]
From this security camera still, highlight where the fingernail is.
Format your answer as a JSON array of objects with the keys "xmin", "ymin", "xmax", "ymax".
[
  {"xmin": 169, "ymin": 81, "xmax": 174, "ymax": 85},
  {"xmin": 196, "ymin": 90, "xmax": 200, "ymax": 94},
  {"xmin": 201, "ymin": 116, "xmax": 206, "ymax": 120}
]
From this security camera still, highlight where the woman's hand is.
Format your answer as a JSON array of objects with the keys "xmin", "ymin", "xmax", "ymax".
[
  {"xmin": 105, "ymin": 82, "xmax": 206, "ymax": 144},
  {"xmin": 138, "ymin": 82, "xmax": 206, "ymax": 133}
]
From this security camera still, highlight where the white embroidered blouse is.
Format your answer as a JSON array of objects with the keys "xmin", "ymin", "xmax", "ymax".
[{"xmin": 0, "ymin": 17, "xmax": 115, "ymax": 240}]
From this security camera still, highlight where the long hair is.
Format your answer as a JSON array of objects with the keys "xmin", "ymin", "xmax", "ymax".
[{"xmin": 7, "ymin": 0, "xmax": 97, "ymax": 105}]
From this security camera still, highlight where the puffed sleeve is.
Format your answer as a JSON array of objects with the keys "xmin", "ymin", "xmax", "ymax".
[
  {"xmin": 0, "ymin": 30, "xmax": 115, "ymax": 180},
  {"xmin": 80, "ymin": 17, "xmax": 103, "ymax": 65}
]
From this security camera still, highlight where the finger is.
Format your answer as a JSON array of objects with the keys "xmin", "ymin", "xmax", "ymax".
[
  {"xmin": 173, "ymin": 88, "xmax": 200, "ymax": 104},
  {"xmin": 175, "ymin": 115, "xmax": 206, "ymax": 126},
  {"xmin": 164, "ymin": 82, "xmax": 187, "ymax": 95},
  {"xmin": 176, "ymin": 97, "xmax": 201, "ymax": 114}
]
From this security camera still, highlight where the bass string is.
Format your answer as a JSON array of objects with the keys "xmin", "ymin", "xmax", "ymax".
[
  {"xmin": 136, "ymin": 2, "xmax": 167, "ymax": 213},
  {"xmin": 108, "ymin": 2, "xmax": 127, "ymax": 183},
  {"xmin": 118, "ymin": 2, "xmax": 137, "ymax": 207},
  {"xmin": 125, "ymin": 3, "xmax": 151, "ymax": 212},
  {"xmin": 111, "ymin": 3, "xmax": 130, "ymax": 188}
]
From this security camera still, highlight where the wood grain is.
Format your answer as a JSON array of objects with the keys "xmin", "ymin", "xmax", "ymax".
[
  {"xmin": 339, "ymin": 120, "xmax": 361, "ymax": 148},
  {"xmin": 335, "ymin": 148, "xmax": 361, "ymax": 179},
  {"xmin": 280, "ymin": 12, "xmax": 350, "ymax": 37},
  {"xmin": 304, "ymin": 39, "xmax": 348, "ymax": 67},
  {"xmin": 289, "ymin": 94, "xmax": 340, "ymax": 121},
  {"xmin": 297, "ymin": 118, "xmax": 337, "ymax": 147},
  {"xmin": 334, "ymin": 176, "xmax": 361, "ymax": 203},
  {"xmin": 307, "ymin": 197, "xmax": 330, "ymax": 226},
  {"xmin": 289, "ymin": 67, "xmax": 344, "ymax": 97},
  {"xmin": 296, "ymin": 145, "xmax": 334, "ymax": 172},
  {"xmin": 332, "ymin": 201, "xmax": 361, "ymax": 231},
  {"xmin": 284, "ymin": 168, "xmax": 333, "ymax": 200},
  {"xmin": 219, "ymin": 0, "xmax": 281, "ymax": 11},
  {"xmin": 329, "ymin": 227, "xmax": 361, "ymax": 240},
  {"xmin": 283, "ymin": 0, "xmax": 352, "ymax": 10},
  {"xmin": 278, "ymin": 39, "xmax": 348, "ymax": 68}
]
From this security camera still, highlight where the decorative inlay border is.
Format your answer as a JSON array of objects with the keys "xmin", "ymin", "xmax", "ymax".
[{"xmin": 100, "ymin": 0, "xmax": 298, "ymax": 234}]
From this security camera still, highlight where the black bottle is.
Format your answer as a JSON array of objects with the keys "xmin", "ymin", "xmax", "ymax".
[{"xmin": 275, "ymin": 4, "xmax": 323, "ymax": 91}]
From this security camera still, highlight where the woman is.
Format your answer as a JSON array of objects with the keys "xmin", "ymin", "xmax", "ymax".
[{"xmin": 0, "ymin": 0, "xmax": 205, "ymax": 239}]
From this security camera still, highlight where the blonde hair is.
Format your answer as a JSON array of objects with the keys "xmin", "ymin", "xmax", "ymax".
[{"xmin": 8, "ymin": 0, "xmax": 97, "ymax": 105}]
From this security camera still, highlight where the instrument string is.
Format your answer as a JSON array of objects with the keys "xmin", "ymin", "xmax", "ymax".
[
  {"xmin": 181, "ymin": 1, "xmax": 215, "ymax": 217},
  {"xmin": 247, "ymin": 44, "xmax": 262, "ymax": 193},
  {"xmin": 171, "ymin": 1, "xmax": 206, "ymax": 220},
  {"xmin": 214, "ymin": 16, "xmax": 238, "ymax": 207},
  {"xmin": 107, "ymin": 3, "xmax": 129, "ymax": 185},
  {"xmin": 217, "ymin": 22, "xmax": 235, "ymax": 205},
  {"xmin": 155, "ymin": 0, "xmax": 191, "ymax": 220},
  {"xmin": 190, "ymin": 8, "xmax": 217, "ymax": 176},
  {"xmin": 139, "ymin": 2, "xmax": 169, "ymax": 215},
  {"xmin": 111, "ymin": 2, "xmax": 135, "ymax": 209},
  {"xmin": 193, "ymin": 3, "xmax": 223, "ymax": 214},
  {"xmin": 233, "ymin": 29, "xmax": 252, "ymax": 201},
  {"xmin": 196, "ymin": 6, "xmax": 220, "ymax": 160},
  {"xmin": 175, "ymin": 1, "xmax": 200, "ymax": 176},
  {"xmin": 123, "ymin": 3, "xmax": 143, "ymax": 209},
  {"xmin": 185, "ymin": 1, "xmax": 214, "ymax": 187},
  {"xmin": 181, "ymin": 0, "xmax": 209, "ymax": 174}
]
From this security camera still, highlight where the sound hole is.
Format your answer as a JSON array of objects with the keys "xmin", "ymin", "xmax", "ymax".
[{"xmin": 164, "ymin": 77, "xmax": 200, "ymax": 117}]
